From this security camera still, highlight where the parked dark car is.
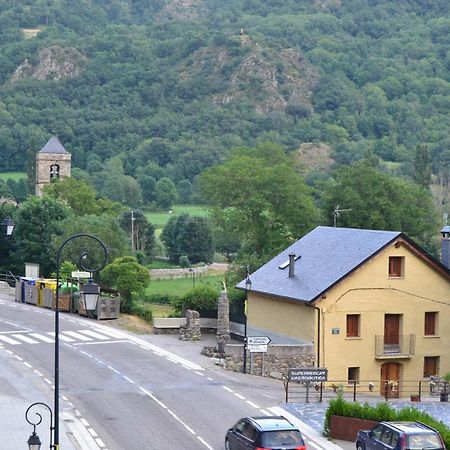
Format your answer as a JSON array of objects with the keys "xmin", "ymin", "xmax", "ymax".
[
  {"xmin": 225, "ymin": 416, "xmax": 306, "ymax": 450},
  {"xmin": 356, "ymin": 421, "xmax": 445, "ymax": 450}
]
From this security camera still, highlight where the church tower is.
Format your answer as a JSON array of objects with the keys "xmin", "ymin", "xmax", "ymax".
[{"xmin": 35, "ymin": 136, "xmax": 71, "ymax": 196}]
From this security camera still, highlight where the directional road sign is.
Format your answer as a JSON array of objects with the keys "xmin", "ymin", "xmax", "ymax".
[
  {"xmin": 248, "ymin": 344, "xmax": 268, "ymax": 353},
  {"xmin": 247, "ymin": 336, "xmax": 271, "ymax": 345}
]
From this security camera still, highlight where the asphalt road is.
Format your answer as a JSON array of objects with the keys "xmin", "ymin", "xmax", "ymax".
[{"xmin": 0, "ymin": 297, "xmax": 286, "ymax": 450}]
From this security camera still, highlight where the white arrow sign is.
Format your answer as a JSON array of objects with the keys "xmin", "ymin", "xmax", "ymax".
[
  {"xmin": 248, "ymin": 344, "xmax": 267, "ymax": 353},
  {"xmin": 247, "ymin": 336, "xmax": 271, "ymax": 345}
]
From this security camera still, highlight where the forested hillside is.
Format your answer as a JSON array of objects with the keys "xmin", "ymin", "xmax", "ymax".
[{"xmin": 1, "ymin": 0, "xmax": 449, "ymax": 202}]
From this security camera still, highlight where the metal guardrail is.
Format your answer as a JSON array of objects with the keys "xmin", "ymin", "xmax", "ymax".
[
  {"xmin": 0, "ymin": 271, "xmax": 18, "ymax": 286},
  {"xmin": 284, "ymin": 379, "xmax": 449, "ymax": 403}
]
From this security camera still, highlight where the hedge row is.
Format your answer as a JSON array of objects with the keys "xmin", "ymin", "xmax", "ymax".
[{"xmin": 324, "ymin": 396, "xmax": 450, "ymax": 448}]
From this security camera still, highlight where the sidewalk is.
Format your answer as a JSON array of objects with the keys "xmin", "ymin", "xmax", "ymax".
[{"xmin": 0, "ymin": 346, "xmax": 79, "ymax": 449}]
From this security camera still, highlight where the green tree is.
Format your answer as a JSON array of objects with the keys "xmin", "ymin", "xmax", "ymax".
[
  {"xmin": 413, "ymin": 144, "xmax": 431, "ymax": 189},
  {"xmin": 119, "ymin": 209, "xmax": 156, "ymax": 259},
  {"xmin": 42, "ymin": 177, "xmax": 118, "ymax": 216},
  {"xmin": 10, "ymin": 196, "xmax": 70, "ymax": 276},
  {"xmin": 200, "ymin": 143, "xmax": 318, "ymax": 262},
  {"xmin": 52, "ymin": 214, "xmax": 130, "ymax": 266},
  {"xmin": 161, "ymin": 213, "xmax": 214, "ymax": 264},
  {"xmin": 320, "ymin": 161, "xmax": 439, "ymax": 253},
  {"xmin": 155, "ymin": 177, "xmax": 178, "ymax": 210},
  {"xmin": 137, "ymin": 175, "xmax": 156, "ymax": 204},
  {"xmin": 100, "ymin": 256, "xmax": 150, "ymax": 306}
]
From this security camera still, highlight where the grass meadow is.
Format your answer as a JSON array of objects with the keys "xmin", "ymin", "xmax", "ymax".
[
  {"xmin": 0, "ymin": 172, "xmax": 27, "ymax": 182},
  {"xmin": 145, "ymin": 205, "xmax": 209, "ymax": 229},
  {"xmin": 145, "ymin": 274, "xmax": 224, "ymax": 296}
]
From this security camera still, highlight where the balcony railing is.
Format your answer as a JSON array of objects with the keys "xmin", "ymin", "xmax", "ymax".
[{"xmin": 375, "ymin": 334, "xmax": 415, "ymax": 358}]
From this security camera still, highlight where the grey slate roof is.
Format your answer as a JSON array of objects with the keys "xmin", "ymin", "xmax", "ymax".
[
  {"xmin": 237, "ymin": 226, "xmax": 401, "ymax": 303},
  {"xmin": 39, "ymin": 136, "xmax": 69, "ymax": 153}
]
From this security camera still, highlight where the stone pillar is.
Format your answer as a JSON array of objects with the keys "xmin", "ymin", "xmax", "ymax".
[
  {"xmin": 216, "ymin": 289, "xmax": 230, "ymax": 353},
  {"xmin": 179, "ymin": 309, "xmax": 201, "ymax": 341}
]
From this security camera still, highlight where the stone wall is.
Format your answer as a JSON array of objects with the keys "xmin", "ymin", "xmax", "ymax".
[{"xmin": 224, "ymin": 343, "xmax": 315, "ymax": 379}]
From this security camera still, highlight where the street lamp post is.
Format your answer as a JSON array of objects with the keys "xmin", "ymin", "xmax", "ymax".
[
  {"xmin": 130, "ymin": 210, "xmax": 135, "ymax": 252},
  {"xmin": 25, "ymin": 402, "xmax": 53, "ymax": 450},
  {"xmin": 0, "ymin": 190, "xmax": 19, "ymax": 237},
  {"xmin": 53, "ymin": 233, "xmax": 107, "ymax": 448},
  {"xmin": 243, "ymin": 268, "xmax": 252, "ymax": 374}
]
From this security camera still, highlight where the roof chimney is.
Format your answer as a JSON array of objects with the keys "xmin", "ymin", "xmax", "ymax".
[
  {"xmin": 441, "ymin": 226, "xmax": 450, "ymax": 269},
  {"xmin": 288, "ymin": 253, "xmax": 296, "ymax": 278}
]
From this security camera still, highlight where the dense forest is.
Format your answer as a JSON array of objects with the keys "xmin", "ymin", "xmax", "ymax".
[
  {"xmin": 1, "ymin": 0, "xmax": 449, "ymax": 192},
  {"xmin": 0, "ymin": 0, "xmax": 449, "ymax": 277}
]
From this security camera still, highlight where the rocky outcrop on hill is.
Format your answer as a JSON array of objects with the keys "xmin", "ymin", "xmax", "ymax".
[
  {"xmin": 180, "ymin": 38, "xmax": 319, "ymax": 114},
  {"xmin": 214, "ymin": 47, "xmax": 319, "ymax": 114},
  {"xmin": 10, "ymin": 45, "xmax": 87, "ymax": 82},
  {"xmin": 156, "ymin": 0, "xmax": 204, "ymax": 21}
]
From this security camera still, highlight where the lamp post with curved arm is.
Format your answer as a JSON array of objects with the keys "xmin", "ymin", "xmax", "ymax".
[
  {"xmin": 25, "ymin": 402, "xmax": 53, "ymax": 449},
  {"xmin": 0, "ymin": 190, "xmax": 19, "ymax": 237},
  {"xmin": 53, "ymin": 233, "xmax": 107, "ymax": 448}
]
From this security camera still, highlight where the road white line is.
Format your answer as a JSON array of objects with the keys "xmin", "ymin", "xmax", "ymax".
[
  {"xmin": 0, "ymin": 335, "xmax": 20, "ymax": 344},
  {"xmin": 197, "ymin": 435, "xmax": 214, "ymax": 449},
  {"xmin": 78, "ymin": 330, "xmax": 111, "ymax": 340},
  {"xmin": 80, "ymin": 418, "xmax": 90, "ymax": 427},
  {"xmin": 50, "ymin": 332, "xmax": 75, "ymax": 342},
  {"xmin": 95, "ymin": 437, "xmax": 106, "ymax": 447},
  {"xmin": 259, "ymin": 409, "xmax": 271, "ymax": 415},
  {"xmin": 222, "ymin": 386, "xmax": 233, "ymax": 393},
  {"xmin": 107, "ymin": 365, "xmax": 121, "ymax": 375},
  {"xmin": 90, "ymin": 327, "xmax": 125, "ymax": 339},
  {"xmin": 234, "ymin": 393, "xmax": 245, "ymax": 400},
  {"xmin": 63, "ymin": 331, "xmax": 92, "ymax": 341},
  {"xmin": 29, "ymin": 333, "xmax": 54, "ymax": 343},
  {"xmin": 268, "ymin": 407, "xmax": 343, "ymax": 450},
  {"xmin": 246, "ymin": 400, "xmax": 259, "ymax": 408},
  {"xmin": 89, "ymin": 323, "xmax": 204, "ymax": 371},
  {"xmin": 123, "ymin": 376, "xmax": 135, "ymax": 384},
  {"xmin": 73, "ymin": 340, "xmax": 129, "ymax": 346},
  {"xmin": 13, "ymin": 334, "xmax": 39, "ymax": 344}
]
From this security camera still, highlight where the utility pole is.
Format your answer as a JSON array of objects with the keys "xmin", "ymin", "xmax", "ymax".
[{"xmin": 131, "ymin": 210, "xmax": 135, "ymax": 252}]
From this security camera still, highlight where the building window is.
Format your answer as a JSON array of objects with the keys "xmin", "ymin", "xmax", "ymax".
[
  {"xmin": 424, "ymin": 312, "xmax": 438, "ymax": 336},
  {"xmin": 423, "ymin": 356, "xmax": 439, "ymax": 377},
  {"xmin": 346, "ymin": 314, "xmax": 360, "ymax": 337},
  {"xmin": 348, "ymin": 367, "xmax": 360, "ymax": 383},
  {"xmin": 50, "ymin": 164, "xmax": 60, "ymax": 179},
  {"xmin": 388, "ymin": 256, "xmax": 404, "ymax": 277}
]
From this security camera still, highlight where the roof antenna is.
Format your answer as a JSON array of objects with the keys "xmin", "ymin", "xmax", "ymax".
[
  {"xmin": 444, "ymin": 213, "xmax": 448, "ymax": 227},
  {"xmin": 333, "ymin": 205, "xmax": 352, "ymax": 227}
]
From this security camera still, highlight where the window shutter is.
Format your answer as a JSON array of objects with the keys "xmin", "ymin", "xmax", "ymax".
[
  {"xmin": 424, "ymin": 312, "xmax": 436, "ymax": 336},
  {"xmin": 347, "ymin": 314, "xmax": 359, "ymax": 337}
]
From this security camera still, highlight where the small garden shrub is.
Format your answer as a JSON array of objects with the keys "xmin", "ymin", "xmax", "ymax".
[
  {"xmin": 142, "ymin": 293, "xmax": 174, "ymax": 304},
  {"xmin": 324, "ymin": 396, "xmax": 450, "ymax": 448},
  {"xmin": 127, "ymin": 301, "xmax": 153, "ymax": 323},
  {"xmin": 171, "ymin": 285, "xmax": 219, "ymax": 318}
]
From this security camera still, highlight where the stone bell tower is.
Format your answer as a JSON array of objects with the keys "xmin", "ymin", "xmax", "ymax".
[{"xmin": 35, "ymin": 136, "xmax": 71, "ymax": 196}]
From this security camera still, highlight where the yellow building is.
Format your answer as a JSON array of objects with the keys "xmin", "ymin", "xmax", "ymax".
[{"xmin": 239, "ymin": 226, "xmax": 450, "ymax": 391}]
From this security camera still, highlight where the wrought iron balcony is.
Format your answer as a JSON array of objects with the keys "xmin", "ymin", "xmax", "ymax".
[{"xmin": 375, "ymin": 334, "xmax": 415, "ymax": 358}]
